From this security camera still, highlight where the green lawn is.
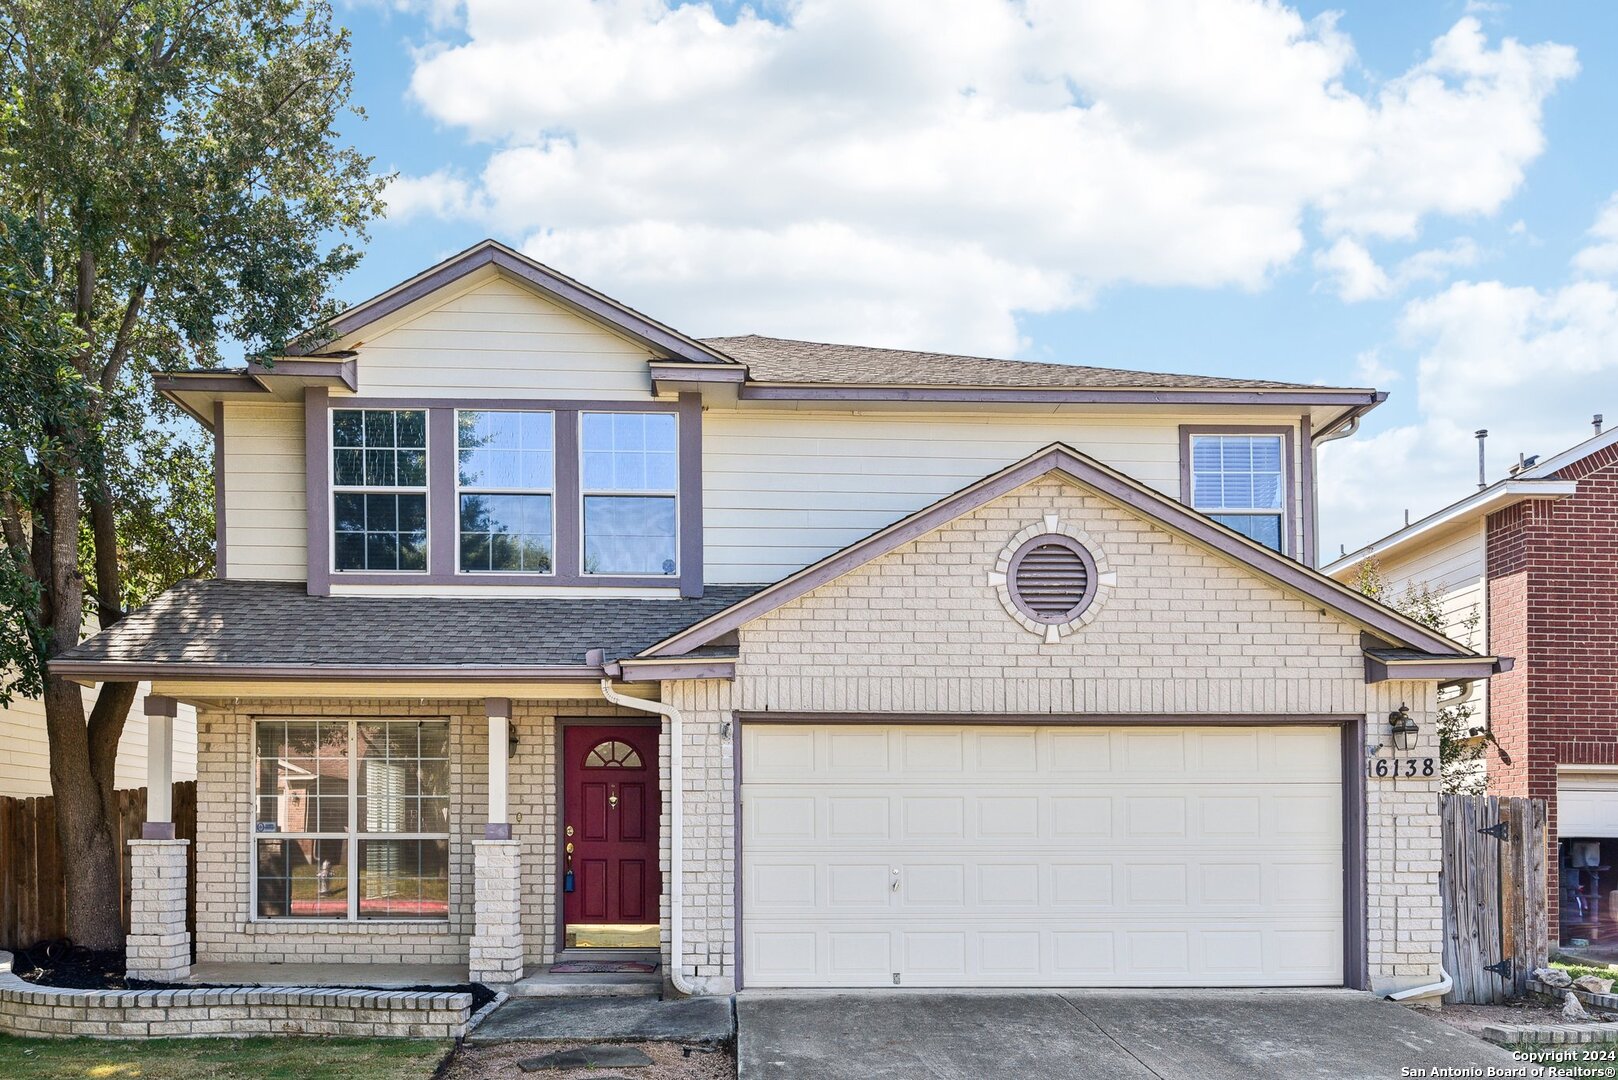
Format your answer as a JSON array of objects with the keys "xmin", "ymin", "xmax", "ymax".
[{"xmin": 0, "ymin": 1035, "xmax": 450, "ymax": 1080}]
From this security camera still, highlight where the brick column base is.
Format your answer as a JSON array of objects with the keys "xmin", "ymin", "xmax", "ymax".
[
  {"xmin": 469, "ymin": 839, "xmax": 523, "ymax": 984},
  {"xmin": 126, "ymin": 839, "xmax": 191, "ymax": 982}
]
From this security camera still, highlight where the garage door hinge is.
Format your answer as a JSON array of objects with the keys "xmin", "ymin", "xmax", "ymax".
[
  {"xmin": 1485, "ymin": 959, "xmax": 1513, "ymax": 979},
  {"xmin": 1479, "ymin": 821, "xmax": 1509, "ymax": 841}
]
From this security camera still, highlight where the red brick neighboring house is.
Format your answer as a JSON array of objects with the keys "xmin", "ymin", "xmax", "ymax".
[{"xmin": 1328, "ymin": 426, "xmax": 1618, "ymax": 948}]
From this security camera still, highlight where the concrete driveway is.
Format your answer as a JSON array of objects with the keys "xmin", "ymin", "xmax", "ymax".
[{"xmin": 736, "ymin": 989, "xmax": 1528, "ymax": 1079}]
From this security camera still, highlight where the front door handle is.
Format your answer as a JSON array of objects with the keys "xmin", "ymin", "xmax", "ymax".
[{"xmin": 891, "ymin": 867, "xmax": 900, "ymax": 892}]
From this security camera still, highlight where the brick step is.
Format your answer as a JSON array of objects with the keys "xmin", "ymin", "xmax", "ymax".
[{"xmin": 507, "ymin": 972, "xmax": 662, "ymax": 999}]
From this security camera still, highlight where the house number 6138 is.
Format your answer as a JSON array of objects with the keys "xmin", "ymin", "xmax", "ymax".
[{"xmin": 1367, "ymin": 756, "xmax": 1436, "ymax": 779}]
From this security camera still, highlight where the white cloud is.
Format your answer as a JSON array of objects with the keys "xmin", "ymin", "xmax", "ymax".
[
  {"xmin": 396, "ymin": 2, "xmax": 1575, "ymax": 354},
  {"xmin": 1351, "ymin": 348, "xmax": 1401, "ymax": 386},
  {"xmin": 1573, "ymin": 193, "xmax": 1618, "ymax": 278},
  {"xmin": 382, "ymin": 169, "xmax": 485, "ymax": 222},
  {"xmin": 1320, "ymin": 274, "xmax": 1618, "ymax": 555},
  {"xmin": 1314, "ymin": 237, "xmax": 1480, "ymax": 301}
]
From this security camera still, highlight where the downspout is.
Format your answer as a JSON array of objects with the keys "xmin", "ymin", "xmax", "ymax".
[
  {"xmin": 1386, "ymin": 965, "xmax": 1452, "ymax": 1003},
  {"xmin": 600, "ymin": 678, "xmax": 696, "ymax": 996}
]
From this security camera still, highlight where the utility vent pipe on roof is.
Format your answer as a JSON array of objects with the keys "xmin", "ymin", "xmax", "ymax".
[
  {"xmin": 1509, "ymin": 453, "xmax": 1539, "ymax": 477},
  {"xmin": 1475, "ymin": 429, "xmax": 1488, "ymax": 490},
  {"xmin": 1597, "ymin": 414, "xmax": 1606, "ymax": 436}
]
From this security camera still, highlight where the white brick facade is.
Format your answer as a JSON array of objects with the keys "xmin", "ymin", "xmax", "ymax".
[
  {"xmin": 171, "ymin": 476, "xmax": 1444, "ymax": 997},
  {"xmin": 126, "ymin": 840, "xmax": 192, "ymax": 982},
  {"xmin": 661, "ymin": 477, "xmax": 1445, "ymax": 996}
]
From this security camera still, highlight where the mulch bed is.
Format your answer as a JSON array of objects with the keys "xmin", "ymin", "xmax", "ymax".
[{"xmin": 10, "ymin": 939, "xmax": 496, "ymax": 1011}]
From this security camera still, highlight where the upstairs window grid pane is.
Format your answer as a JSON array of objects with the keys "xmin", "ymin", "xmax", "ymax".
[
  {"xmin": 1189, "ymin": 433, "xmax": 1286, "ymax": 553},
  {"xmin": 457, "ymin": 410, "xmax": 555, "ymax": 574},
  {"xmin": 332, "ymin": 409, "xmax": 428, "ymax": 573}
]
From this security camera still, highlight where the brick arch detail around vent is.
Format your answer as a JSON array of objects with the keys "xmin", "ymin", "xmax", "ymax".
[{"xmin": 988, "ymin": 515, "xmax": 1116, "ymax": 643}]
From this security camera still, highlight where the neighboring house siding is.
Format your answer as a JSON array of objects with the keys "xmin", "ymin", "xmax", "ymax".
[
  {"xmin": 351, "ymin": 276, "xmax": 655, "ymax": 401},
  {"xmin": 1373, "ymin": 522, "xmax": 1489, "ymax": 723},
  {"xmin": 701, "ymin": 411, "xmax": 1305, "ymax": 585},
  {"xmin": 1486, "ymin": 447, "xmax": 1618, "ymax": 942},
  {"xmin": 221, "ymin": 401, "xmax": 307, "ymax": 582},
  {"xmin": 0, "ymin": 685, "xmax": 197, "ymax": 797}
]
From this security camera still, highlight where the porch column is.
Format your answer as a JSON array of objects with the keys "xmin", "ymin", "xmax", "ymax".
[
  {"xmin": 470, "ymin": 698, "xmax": 523, "ymax": 984},
  {"xmin": 127, "ymin": 693, "xmax": 190, "ymax": 982}
]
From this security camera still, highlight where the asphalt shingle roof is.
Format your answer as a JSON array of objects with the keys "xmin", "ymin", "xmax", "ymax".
[
  {"xmin": 700, "ymin": 334, "xmax": 1327, "ymax": 390},
  {"xmin": 57, "ymin": 579, "xmax": 761, "ymax": 669}
]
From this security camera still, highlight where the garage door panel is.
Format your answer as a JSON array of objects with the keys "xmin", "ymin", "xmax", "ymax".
[
  {"xmin": 744, "ymin": 784, "xmax": 1339, "ymax": 847},
  {"xmin": 742, "ymin": 723, "xmax": 1344, "ymax": 988}
]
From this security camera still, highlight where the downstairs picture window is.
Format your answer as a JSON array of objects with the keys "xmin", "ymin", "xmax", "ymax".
[{"xmin": 253, "ymin": 718, "xmax": 450, "ymax": 921}]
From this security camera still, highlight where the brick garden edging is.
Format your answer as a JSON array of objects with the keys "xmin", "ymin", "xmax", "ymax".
[{"xmin": 0, "ymin": 950, "xmax": 472, "ymax": 1039}]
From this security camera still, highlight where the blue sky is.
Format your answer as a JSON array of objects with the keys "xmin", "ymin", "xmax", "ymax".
[{"xmin": 331, "ymin": 1, "xmax": 1618, "ymax": 557}]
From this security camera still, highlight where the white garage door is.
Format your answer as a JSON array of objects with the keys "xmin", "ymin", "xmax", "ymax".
[
  {"xmin": 741, "ymin": 724, "xmax": 1343, "ymax": 988},
  {"xmin": 1560, "ymin": 769, "xmax": 1618, "ymax": 838}
]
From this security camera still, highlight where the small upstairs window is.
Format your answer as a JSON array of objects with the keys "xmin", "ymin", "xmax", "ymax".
[
  {"xmin": 1188, "ymin": 433, "xmax": 1287, "ymax": 552},
  {"xmin": 332, "ymin": 409, "xmax": 428, "ymax": 572}
]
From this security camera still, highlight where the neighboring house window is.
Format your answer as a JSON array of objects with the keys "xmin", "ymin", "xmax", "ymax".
[
  {"xmin": 457, "ymin": 410, "xmax": 555, "ymax": 574},
  {"xmin": 581, "ymin": 412, "xmax": 678, "ymax": 576},
  {"xmin": 253, "ymin": 718, "xmax": 450, "ymax": 922},
  {"xmin": 1188, "ymin": 432, "xmax": 1287, "ymax": 552},
  {"xmin": 332, "ymin": 409, "xmax": 428, "ymax": 572}
]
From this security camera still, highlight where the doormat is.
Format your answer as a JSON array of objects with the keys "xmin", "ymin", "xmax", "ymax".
[{"xmin": 548, "ymin": 961, "xmax": 657, "ymax": 974}]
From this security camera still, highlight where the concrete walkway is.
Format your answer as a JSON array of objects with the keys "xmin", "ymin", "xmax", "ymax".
[
  {"xmin": 737, "ymin": 989, "xmax": 1529, "ymax": 1080},
  {"xmin": 468, "ymin": 994, "xmax": 735, "ymax": 1044}
]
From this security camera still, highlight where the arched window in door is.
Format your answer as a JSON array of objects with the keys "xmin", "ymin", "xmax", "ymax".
[{"xmin": 583, "ymin": 740, "xmax": 643, "ymax": 768}]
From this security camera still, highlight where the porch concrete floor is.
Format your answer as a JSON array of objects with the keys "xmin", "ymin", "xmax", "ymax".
[
  {"xmin": 468, "ymin": 995, "xmax": 736, "ymax": 1044},
  {"xmin": 187, "ymin": 961, "xmax": 468, "ymax": 988}
]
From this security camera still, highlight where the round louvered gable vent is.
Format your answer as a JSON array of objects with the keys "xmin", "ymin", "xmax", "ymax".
[{"xmin": 1007, "ymin": 535, "xmax": 1098, "ymax": 624}]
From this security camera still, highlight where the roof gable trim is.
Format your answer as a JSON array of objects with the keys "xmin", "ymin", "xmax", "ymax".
[
  {"xmin": 643, "ymin": 443, "xmax": 1468, "ymax": 659},
  {"xmin": 294, "ymin": 240, "xmax": 734, "ymax": 366}
]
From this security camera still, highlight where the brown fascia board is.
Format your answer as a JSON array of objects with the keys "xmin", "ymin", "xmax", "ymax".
[
  {"xmin": 153, "ymin": 371, "xmax": 270, "ymax": 428},
  {"xmin": 734, "ymin": 384, "xmax": 1386, "ymax": 406},
  {"xmin": 1363, "ymin": 654, "xmax": 1515, "ymax": 684},
  {"xmin": 246, "ymin": 356, "xmax": 359, "ymax": 392},
  {"xmin": 289, "ymin": 240, "xmax": 735, "ymax": 367},
  {"xmin": 614, "ymin": 658, "xmax": 738, "ymax": 682},
  {"xmin": 48, "ymin": 659, "xmax": 609, "ymax": 681},
  {"xmin": 641, "ymin": 441, "xmax": 1469, "ymax": 659}
]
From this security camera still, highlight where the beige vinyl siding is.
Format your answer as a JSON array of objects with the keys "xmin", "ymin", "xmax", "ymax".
[
  {"xmin": 0, "ymin": 683, "xmax": 197, "ymax": 798},
  {"xmin": 222, "ymin": 401, "xmax": 306, "ymax": 582},
  {"xmin": 353, "ymin": 277, "xmax": 656, "ymax": 400},
  {"xmin": 701, "ymin": 409, "xmax": 1304, "ymax": 584}
]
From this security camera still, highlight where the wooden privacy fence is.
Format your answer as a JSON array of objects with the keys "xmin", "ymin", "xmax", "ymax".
[
  {"xmin": 1441, "ymin": 793, "xmax": 1548, "ymax": 1004},
  {"xmin": 0, "ymin": 782, "xmax": 195, "ymax": 953}
]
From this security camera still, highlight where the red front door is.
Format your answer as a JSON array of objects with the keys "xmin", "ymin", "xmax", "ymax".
[{"xmin": 562, "ymin": 725, "xmax": 660, "ymax": 931}]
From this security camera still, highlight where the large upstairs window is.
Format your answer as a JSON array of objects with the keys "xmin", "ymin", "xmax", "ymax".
[
  {"xmin": 457, "ymin": 410, "xmax": 555, "ymax": 574},
  {"xmin": 581, "ymin": 412, "xmax": 679, "ymax": 577},
  {"xmin": 332, "ymin": 409, "xmax": 428, "ymax": 572},
  {"xmin": 1187, "ymin": 432, "xmax": 1288, "ymax": 552}
]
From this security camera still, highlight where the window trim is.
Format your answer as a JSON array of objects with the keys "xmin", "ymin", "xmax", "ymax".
[
  {"xmin": 1178, "ymin": 424, "xmax": 1297, "ymax": 559},
  {"xmin": 329, "ymin": 407, "xmax": 431, "ymax": 576},
  {"xmin": 578, "ymin": 410, "xmax": 681, "ymax": 580},
  {"xmin": 249, "ymin": 716, "xmax": 451, "ymax": 925},
  {"xmin": 454, "ymin": 408, "xmax": 558, "ymax": 578},
  {"xmin": 305, "ymin": 392, "xmax": 704, "ymax": 597}
]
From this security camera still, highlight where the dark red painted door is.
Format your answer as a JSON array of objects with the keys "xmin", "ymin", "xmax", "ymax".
[{"xmin": 562, "ymin": 725, "xmax": 660, "ymax": 926}]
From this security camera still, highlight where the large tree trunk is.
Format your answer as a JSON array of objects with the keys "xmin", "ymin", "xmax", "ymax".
[{"xmin": 43, "ymin": 673, "xmax": 131, "ymax": 950}]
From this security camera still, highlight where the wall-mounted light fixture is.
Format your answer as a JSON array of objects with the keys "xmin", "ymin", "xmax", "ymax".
[
  {"xmin": 508, "ymin": 724, "xmax": 519, "ymax": 759},
  {"xmin": 1388, "ymin": 704, "xmax": 1419, "ymax": 753}
]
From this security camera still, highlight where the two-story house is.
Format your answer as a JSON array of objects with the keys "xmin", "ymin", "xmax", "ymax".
[
  {"xmin": 52, "ymin": 240, "xmax": 1505, "ymax": 998},
  {"xmin": 1327, "ymin": 425, "xmax": 1618, "ymax": 956}
]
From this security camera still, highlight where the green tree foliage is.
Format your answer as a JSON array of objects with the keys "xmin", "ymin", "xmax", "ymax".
[
  {"xmin": 0, "ymin": 0, "xmax": 383, "ymax": 948},
  {"xmin": 1350, "ymin": 557, "xmax": 1501, "ymax": 795}
]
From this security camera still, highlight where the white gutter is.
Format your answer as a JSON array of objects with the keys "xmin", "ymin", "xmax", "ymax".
[
  {"xmin": 599, "ymin": 679, "xmax": 695, "ymax": 996},
  {"xmin": 1386, "ymin": 965, "xmax": 1453, "ymax": 1003}
]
